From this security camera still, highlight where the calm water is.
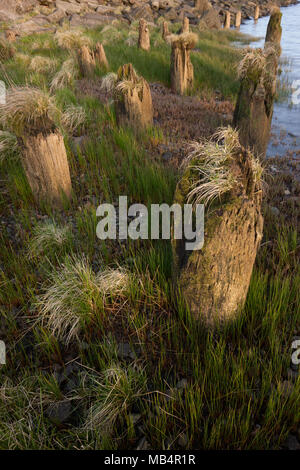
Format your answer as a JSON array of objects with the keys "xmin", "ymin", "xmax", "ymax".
[{"xmin": 239, "ymin": 3, "xmax": 300, "ymax": 156}]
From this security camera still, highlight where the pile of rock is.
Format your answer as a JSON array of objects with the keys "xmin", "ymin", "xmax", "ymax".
[{"xmin": 0, "ymin": 0, "xmax": 298, "ymax": 37}]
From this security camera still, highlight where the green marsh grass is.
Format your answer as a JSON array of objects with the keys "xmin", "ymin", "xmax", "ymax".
[{"xmin": 0, "ymin": 21, "xmax": 299, "ymax": 450}]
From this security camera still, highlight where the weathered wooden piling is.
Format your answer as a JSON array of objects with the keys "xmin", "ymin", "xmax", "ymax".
[
  {"xmin": 138, "ymin": 18, "xmax": 150, "ymax": 51},
  {"xmin": 94, "ymin": 42, "xmax": 109, "ymax": 70},
  {"xmin": 172, "ymin": 129, "xmax": 263, "ymax": 325},
  {"xmin": 170, "ymin": 32, "xmax": 197, "ymax": 95},
  {"xmin": 114, "ymin": 63, "xmax": 153, "ymax": 130},
  {"xmin": 233, "ymin": 9, "xmax": 282, "ymax": 158},
  {"xmin": 182, "ymin": 16, "xmax": 189, "ymax": 34},
  {"xmin": 224, "ymin": 11, "xmax": 231, "ymax": 29},
  {"xmin": 162, "ymin": 21, "xmax": 170, "ymax": 41},
  {"xmin": 235, "ymin": 11, "xmax": 241, "ymax": 29}
]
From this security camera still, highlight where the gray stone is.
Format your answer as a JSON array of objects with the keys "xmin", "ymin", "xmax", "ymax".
[
  {"xmin": 46, "ymin": 401, "xmax": 72, "ymax": 424},
  {"xmin": 286, "ymin": 434, "xmax": 300, "ymax": 450}
]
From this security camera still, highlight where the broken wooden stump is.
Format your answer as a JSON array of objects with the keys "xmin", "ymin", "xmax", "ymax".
[
  {"xmin": 170, "ymin": 32, "xmax": 197, "ymax": 95},
  {"xmin": 94, "ymin": 42, "xmax": 109, "ymax": 70},
  {"xmin": 233, "ymin": 9, "xmax": 282, "ymax": 158},
  {"xmin": 77, "ymin": 45, "xmax": 95, "ymax": 77},
  {"xmin": 138, "ymin": 18, "xmax": 150, "ymax": 51},
  {"xmin": 265, "ymin": 7, "xmax": 282, "ymax": 46},
  {"xmin": 254, "ymin": 5, "xmax": 260, "ymax": 21},
  {"xmin": 162, "ymin": 21, "xmax": 170, "ymax": 41},
  {"xmin": 114, "ymin": 63, "xmax": 153, "ymax": 130},
  {"xmin": 235, "ymin": 11, "xmax": 241, "ymax": 29},
  {"xmin": 182, "ymin": 16, "xmax": 189, "ymax": 34},
  {"xmin": 224, "ymin": 11, "xmax": 231, "ymax": 29},
  {"xmin": 22, "ymin": 131, "xmax": 72, "ymax": 207},
  {"xmin": 0, "ymin": 87, "xmax": 72, "ymax": 208},
  {"xmin": 172, "ymin": 127, "xmax": 264, "ymax": 325}
]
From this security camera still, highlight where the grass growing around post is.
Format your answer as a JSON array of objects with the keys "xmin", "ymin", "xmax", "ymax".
[{"xmin": 0, "ymin": 21, "xmax": 299, "ymax": 450}]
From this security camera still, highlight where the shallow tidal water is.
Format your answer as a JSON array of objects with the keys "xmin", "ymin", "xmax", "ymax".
[{"xmin": 239, "ymin": 3, "xmax": 300, "ymax": 157}]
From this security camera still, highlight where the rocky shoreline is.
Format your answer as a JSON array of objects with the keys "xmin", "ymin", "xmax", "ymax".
[{"xmin": 0, "ymin": 0, "xmax": 298, "ymax": 37}]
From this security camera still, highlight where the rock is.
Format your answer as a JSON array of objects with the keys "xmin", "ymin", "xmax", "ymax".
[
  {"xmin": 194, "ymin": 0, "xmax": 212, "ymax": 15},
  {"xmin": 163, "ymin": 7, "xmax": 178, "ymax": 21},
  {"xmin": 176, "ymin": 378, "xmax": 188, "ymax": 389},
  {"xmin": 129, "ymin": 4, "xmax": 154, "ymax": 22},
  {"xmin": 198, "ymin": 8, "xmax": 222, "ymax": 29},
  {"xmin": 136, "ymin": 436, "xmax": 151, "ymax": 450},
  {"xmin": 56, "ymin": 0, "xmax": 82, "ymax": 15},
  {"xmin": 178, "ymin": 432, "xmax": 188, "ymax": 447},
  {"xmin": 46, "ymin": 401, "xmax": 72, "ymax": 425},
  {"xmin": 14, "ymin": 16, "xmax": 55, "ymax": 36},
  {"xmin": 151, "ymin": 1, "xmax": 160, "ymax": 11},
  {"xmin": 16, "ymin": 0, "xmax": 37, "ymax": 14},
  {"xmin": 285, "ymin": 434, "xmax": 300, "ymax": 450},
  {"xmin": 270, "ymin": 206, "xmax": 280, "ymax": 216},
  {"xmin": 47, "ymin": 8, "xmax": 66, "ymax": 23},
  {"xmin": 117, "ymin": 342, "xmax": 132, "ymax": 359},
  {"xmin": 70, "ymin": 13, "xmax": 117, "ymax": 28}
]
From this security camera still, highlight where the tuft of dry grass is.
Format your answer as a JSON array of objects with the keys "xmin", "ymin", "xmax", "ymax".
[
  {"xmin": 82, "ymin": 365, "xmax": 147, "ymax": 432},
  {"xmin": 0, "ymin": 130, "xmax": 19, "ymax": 163},
  {"xmin": 185, "ymin": 126, "xmax": 263, "ymax": 207},
  {"xmin": 28, "ymin": 221, "xmax": 73, "ymax": 259},
  {"xmin": 167, "ymin": 32, "xmax": 198, "ymax": 49},
  {"xmin": 29, "ymin": 56, "xmax": 58, "ymax": 74},
  {"xmin": 35, "ymin": 256, "xmax": 131, "ymax": 345},
  {"xmin": 100, "ymin": 72, "xmax": 118, "ymax": 93},
  {"xmin": 237, "ymin": 44, "xmax": 277, "ymax": 82},
  {"xmin": 0, "ymin": 38, "xmax": 15, "ymax": 61},
  {"xmin": 0, "ymin": 86, "xmax": 57, "ymax": 136},
  {"xmin": 50, "ymin": 57, "xmax": 79, "ymax": 92},
  {"xmin": 60, "ymin": 105, "xmax": 86, "ymax": 134},
  {"xmin": 55, "ymin": 30, "xmax": 92, "ymax": 50},
  {"xmin": 15, "ymin": 53, "xmax": 32, "ymax": 67}
]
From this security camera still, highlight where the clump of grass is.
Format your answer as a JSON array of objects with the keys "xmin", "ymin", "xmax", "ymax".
[
  {"xmin": 35, "ymin": 256, "xmax": 131, "ymax": 345},
  {"xmin": 101, "ymin": 67, "xmax": 144, "ymax": 95},
  {"xmin": 0, "ymin": 86, "xmax": 57, "ymax": 136},
  {"xmin": 185, "ymin": 126, "xmax": 263, "ymax": 206},
  {"xmin": 29, "ymin": 56, "xmax": 58, "ymax": 74},
  {"xmin": 167, "ymin": 32, "xmax": 198, "ymax": 49},
  {"xmin": 50, "ymin": 57, "xmax": 79, "ymax": 92},
  {"xmin": 0, "ymin": 38, "xmax": 15, "ymax": 61},
  {"xmin": 98, "ymin": 25, "xmax": 122, "ymax": 45},
  {"xmin": 28, "ymin": 221, "xmax": 73, "ymax": 259},
  {"xmin": 60, "ymin": 104, "xmax": 86, "ymax": 134},
  {"xmin": 0, "ymin": 130, "xmax": 19, "ymax": 163},
  {"xmin": 55, "ymin": 30, "xmax": 92, "ymax": 50},
  {"xmin": 125, "ymin": 31, "xmax": 138, "ymax": 47},
  {"xmin": 237, "ymin": 44, "xmax": 278, "ymax": 84},
  {"xmin": 82, "ymin": 365, "xmax": 147, "ymax": 432},
  {"xmin": 100, "ymin": 72, "xmax": 117, "ymax": 93},
  {"xmin": 15, "ymin": 52, "xmax": 32, "ymax": 67}
]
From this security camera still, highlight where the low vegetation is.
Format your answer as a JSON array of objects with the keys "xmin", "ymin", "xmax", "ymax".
[{"xmin": 0, "ymin": 20, "xmax": 299, "ymax": 450}]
